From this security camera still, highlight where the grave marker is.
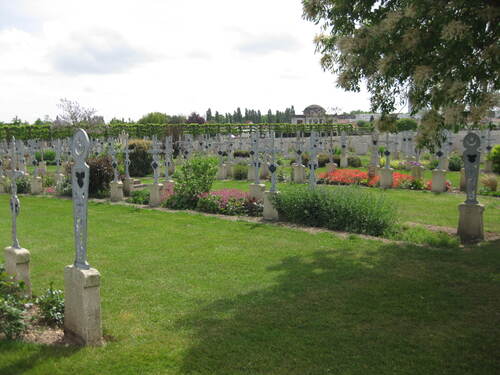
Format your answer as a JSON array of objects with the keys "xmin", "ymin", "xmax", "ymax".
[
  {"xmin": 4, "ymin": 137, "xmax": 31, "ymax": 298},
  {"xmin": 64, "ymin": 129, "xmax": 102, "ymax": 346},
  {"xmin": 458, "ymin": 132, "xmax": 484, "ymax": 243}
]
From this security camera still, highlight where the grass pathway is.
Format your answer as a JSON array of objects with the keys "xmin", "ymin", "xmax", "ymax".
[{"xmin": 0, "ymin": 195, "xmax": 499, "ymax": 374}]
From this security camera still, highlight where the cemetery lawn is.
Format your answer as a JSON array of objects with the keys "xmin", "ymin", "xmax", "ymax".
[{"xmin": 1, "ymin": 195, "xmax": 500, "ymax": 375}]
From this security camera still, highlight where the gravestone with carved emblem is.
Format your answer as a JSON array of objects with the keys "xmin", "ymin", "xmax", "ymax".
[{"xmin": 457, "ymin": 132, "xmax": 484, "ymax": 243}]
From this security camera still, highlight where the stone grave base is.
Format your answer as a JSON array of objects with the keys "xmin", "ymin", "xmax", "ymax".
[
  {"xmin": 263, "ymin": 191, "xmax": 279, "ymax": 221},
  {"xmin": 30, "ymin": 176, "xmax": 43, "ymax": 195},
  {"xmin": 249, "ymin": 183, "xmax": 265, "ymax": 201},
  {"xmin": 458, "ymin": 203, "xmax": 484, "ymax": 244},
  {"xmin": 247, "ymin": 165, "xmax": 257, "ymax": 181},
  {"xmin": 340, "ymin": 154, "xmax": 348, "ymax": 168},
  {"xmin": 292, "ymin": 164, "xmax": 306, "ymax": 183},
  {"xmin": 38, "ymin": 161, "xmax": 47, "ymax": 176},
  {"xmin": 459, "ymin": 168, "xmax": 466, "ymax": 191},
  {"xmin": 217, "ymin": 164, "xmax": 227, "ymax": 180},
  {"xmin": 224, "ymin": 163, "xmax": 233, "ymax": 178},
  {"xmin": 410, "ymin": 165, "xmax": 424, "ymax": 180},
  {"xmin": 110, "ymin": 181, "xmax": 124, "ymax": 202},
  {"xmin": 326, "ymin": 162, "xmax": 337, "ymax": 174},
  {"xmin": 64, "ymin": 265, "xmax": 102, "ymax": 346},
  {"xmin": 431, "ymin": 170, "xmax": 447, "ymax": 192},
  {"xmin": 4, "ymin": 246, "xmax": 31, "ymax": 298},
  {"xmin": 149, "ymin": 183, "xmax": 164, "ymax": 207},
  {"xmin": 123, "ymin": 177, "xmax": 134, "ymax": 196},
  {"xmin": 260, "ymin": 165, "xmax": 269, "ymax": 179},
  {"xmin": 379, "ymin": 168, "xmax": 393, "ymax": 189}
]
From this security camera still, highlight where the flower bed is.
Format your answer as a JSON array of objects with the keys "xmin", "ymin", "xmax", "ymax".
[
  {"xmin": 318, "ymin": 169, "xmax": 424, "ymax": 190},
  {"xmin": 196, "ymin": 189, "xmax": 262, "ymax": 216},
  {"xmin": 318, "ymin": 169, "xmax": 378, "ymax": 186}
]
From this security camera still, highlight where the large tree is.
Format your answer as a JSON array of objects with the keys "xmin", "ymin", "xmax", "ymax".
[{"xmin": 302, "ymin": 0, "xmax": 499, "ymax": 138}]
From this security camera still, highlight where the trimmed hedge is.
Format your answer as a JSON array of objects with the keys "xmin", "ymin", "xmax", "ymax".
[
  {"xmin": 272, "ymin": 185, "xmax": 397, "ymax": 236},
  {"xmin": 0, "ymin": 123, "xmax": 357, "ymax": 140}
]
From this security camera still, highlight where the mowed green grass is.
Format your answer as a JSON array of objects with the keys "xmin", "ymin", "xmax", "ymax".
[{"xmin": 1, "ymin": 195, "xmax": 500, "ymax": 375}]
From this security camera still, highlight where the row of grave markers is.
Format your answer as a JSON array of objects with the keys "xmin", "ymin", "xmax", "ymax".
[{"xmin": 0, "ymin": 128, "xmax": 491, "ymax": 348}]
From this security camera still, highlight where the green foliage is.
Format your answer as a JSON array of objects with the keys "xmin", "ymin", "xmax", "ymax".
[
  {"xmin": 196, "ymin": 192, "xmax": 263, "ymax": 217},
  {"xmin": 232, "ymin": 163, "xmax": 248, "ymax": 180},
  {"xmin": 347, "ymin": 156, "xmax": 362, "ymax": 168},
  {"xmin": 126, "ymin": 189, "xmax": 150, "ymax": 205},
  {"xmin": 490, "ymin": 145, "xmax": 500, "ymax": 174},
  {"xmin": 0, "ymin": 264, "xmax": 27, "ymax": 340},
  {"xmin": 128, "ymin": 139, "xmax": 152, "ymax": 177},
  {"xmin": 233, "ymin": 150, "xmax": 250, "ymax": 158},
  {"xmin": 272, "ymin": 186, "xmax": 397, "ymax": 236},
  {"xmin": 88, "ymin": 156, "xmax": 114, "ymax": 197},
  {"xmin": 303, "ymin": 0, "xmax": 499, "ymax": 126},
  {"xmin": 297, "ymin": 153, "xmax": 361, "ymax": 169},
  {"xmin": 0, "ymin": 299, "xmax": 26, "ymax": 340},
  {"xmin": 35, "ymin": 150, "xmax": 56, "ymax": 163},
  {"xmin": 448, "ymin": 154, "xmax": 463, "ymax": 172},
  {"xmin": 43, "ymin": 175, "xmax": 56, "ymax": 188},
  {"xmin": 0, "ymin": 123, "xmax": 355, "ymax": 141},
  {"xmin": 399, "ymin": 178, "xmax": 425, "ymax": 190},
  {"xmin": 56, "ymin": 178, "xmax": 72, "ymax": 197},
  {"xmin": 137, "ymin": 112, "xmax": 169, "ymax": 124},
  {"xmin": 427, "ymin": 159, "xmax": 439, "ymax": 170},
  {"xmin": 396, "ymin": 118, "xmax": 418, "ymax": 132},
  {"xmin": 165, "ymin": 157, "xmax": 218, "ymax": 209},
  {"xmin": 35, "ymin": 283, "xmax": 64, "ymax": 327},
  {"xmin": 16, "ymin": 176, "xmax": 31, "ymax": 194}
]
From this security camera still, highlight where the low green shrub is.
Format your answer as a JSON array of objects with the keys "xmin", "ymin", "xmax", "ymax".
[
  {"xmin": 129, "ymin": 139, "xmax": 153, "ymax": 177},
  {"xmin": 0, "ymin": 264, "xmax": 27, "ymax": 339},
  {"xmin": 448, "ymin": 154, "xmax": 463, "ymax": 171},
  {"xmin": 35, "ymin": 150, "xmax": 56, "ymax": 163},
  {"xmin": 427, "ymin": 159, "xmax": 439, "ymax": 170},
  {"xmin": 233, "ymin": 150, "xmax": 250, "ymax": 158},
  {"xmin": 88, "ymin": 156, "xmax": 114, "ymax": 197},
  {"xmin": 16, "ymin": 176, "xmax": 31, "ymax": 194},
  {"xmin": 56, "ymin": 178, "xmax": 72, "ymax": 197},
  {"xmin": 164, "ymin": 156, "xmax": 218, "ymax": 209},
  {"xmin": 295, "ymin": 153, "xmax": 361, "ymax": 168},
  {"xmin": 232, "ymin": 163, "xmax": 248, "ymax": 180},
  {"xmin": 489, "ymin": 144, "xmax": 500, "ymax": 173},
  {"xmin": 35, "ymin": 283, "xmax": 64, "ymax": 327},
  {"xmin": 399, "ymin": 178, "xmax": 425, "ymax": 190},
  {"xmin": 126, "ymin": 189, "xmax": 150, "ymax": 205},
  {"xmin": 43, "ymin": 175, "xmax": 56, "ymax": 188},
  {"xmin": 63, "ymin": 156, "xmax": 113, "ymax": 197},
  {"xmin": 272, "ymin": 186, "xmax": 397, "ymax": 236},
  {"xmin": 348, "ymin": 156, "xmax": 362, "ymax": 168}
]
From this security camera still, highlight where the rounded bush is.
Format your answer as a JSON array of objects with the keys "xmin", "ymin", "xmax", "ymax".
[
  {"xmin": 129, "ymin": 139, "xmax": 153, "ymax": 177},
  {"xmin": 35, "ymin": 150, "xmax": 56, "ymax": 163},
  {"xmin": 233, "ymin": 150, "xmax": 250, "ymax": 158},
  {"xmin": 448, "ymin": 154, "xmax": 463, "ymax": 171},
  {"xmin": 348, "ymin": 156, "xmax": 362, "ymax": 168},
  {"xmin": 232, "ymin": 163, "xmax": 248, "ymax": 180},
  {"xmin": 88, "ymin": 156, "xmax": 114, "ymax": 197},
  {"xmin": 490, "ymin": 144, "xmax": 500, "ymax": 174}
]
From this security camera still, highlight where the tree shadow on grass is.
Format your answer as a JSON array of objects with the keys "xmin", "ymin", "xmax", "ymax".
[
  {"xmin": 176, "ymin": 243, "xmax": 500, "ymax": 375},
  {"xmin": 0, "ymin": 341, "xmax": 80, "ymax": 375}
]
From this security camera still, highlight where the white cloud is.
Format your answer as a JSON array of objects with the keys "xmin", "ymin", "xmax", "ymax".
[
  {"xmin": 237, "ymin": 34, "xmax": 301, "ymax": 55},
  {"xmin": 0, "ymin": 0, "xmax": 371, "ymax": 123},
  {"xmin": 51, "ymin": 29, "xmax": 155, "ymax": 75}
]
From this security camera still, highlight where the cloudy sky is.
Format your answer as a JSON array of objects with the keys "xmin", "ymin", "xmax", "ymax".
[{"xmin": 0, "ymin": 0, "xmax": 372, "ymax": 123}]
